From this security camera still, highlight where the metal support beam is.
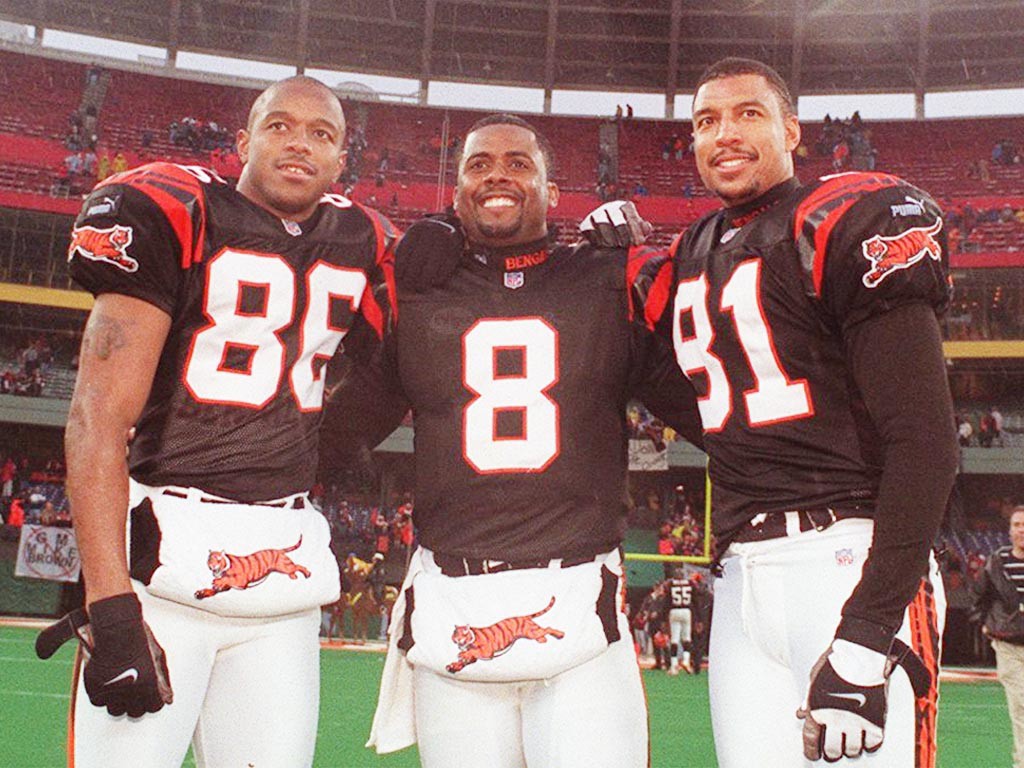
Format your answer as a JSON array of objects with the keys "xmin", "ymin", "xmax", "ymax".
[
  {"xmin": 665, "ymin": 0, "xmax": 681, "ymax": 119},
  {"xmin": 916, "ymin": 0, "xmax": 930, "ymax": 119},
  {"xmin": 296, "ymin": 0, "xmax": 310, "ymax": 74},
  {"xmin": 420, "ymin": 0, "xmax": 437, "ymax": 105},
  {"xmin": 168, "ymin": 0, "xmax": 181, "ymax": 66},
  {"xmin": 791, "ymin": 0, "xmax": 805, "ymax": 106},
  {"xmin": 544, "ymin": 0, "xmax": 558, "ymax": 114}
]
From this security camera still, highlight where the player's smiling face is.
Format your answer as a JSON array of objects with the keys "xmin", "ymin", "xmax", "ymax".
[
  {"xmin": 691, "ymin": 73, "xmax": 800, "ymax": 208},
  {"xmin": 236, "ymin": 80, "xmax": 346, "ymax": 222},
  {"xmin": 453, "ymin": 123, "xmax": 559, "ymax": 248}
]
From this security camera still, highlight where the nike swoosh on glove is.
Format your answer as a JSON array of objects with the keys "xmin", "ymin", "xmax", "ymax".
[
  {"xmin": 579, "ymin": 201, "xmax": 653, "ymax": 248},
  {"xmin": 393, "ymin": 213, "xmax": 466, "ymax": 292},
  {"xmin": 797, "ymin": 639, "xmax": 888, "ymax": 762},
  {"xmin": 38, "ymin": 593, "xmax": 174, "ymax": 718}
]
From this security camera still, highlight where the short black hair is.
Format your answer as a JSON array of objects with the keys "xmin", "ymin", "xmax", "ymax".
[
  {"xmin": 457, "ymin": 113, "xmax": 556, "ymax": 177},
  {"xmin": 693, "ymin": 57, "xmax": 796, "ymax": 118},
  {"xmin": 247, "ymin": 75, "xmax": 343, "ymax": 132}
]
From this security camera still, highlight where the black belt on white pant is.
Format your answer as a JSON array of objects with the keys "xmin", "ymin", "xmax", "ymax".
[
  {"xmin": 432, "ymin": 551, "xmax": 603, "ymax": 578},
  {"xmin": 732, "ymin": 506, "xmax": 872, "ymax": 544}
]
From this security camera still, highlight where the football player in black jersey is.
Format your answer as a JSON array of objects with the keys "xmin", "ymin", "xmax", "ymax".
[
  {"xmin": 646, "ymin": 59, "xmax": 957, "ymax": 766},
  {"xmin": 322, "ymin": 115, "xmax": 702, "ymax": 767},
  {"xmin": 37, "ymin": 77, "xmax": 397, "ymax": 768}
]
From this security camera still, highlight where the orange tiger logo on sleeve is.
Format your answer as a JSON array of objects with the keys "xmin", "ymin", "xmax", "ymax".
[
  {"xmin": 194, "ymin": 536, "xmax": 310, "ymax": 600},
  {"xmin": 68, "ymin": 224, "xmax": 139, "ymax": 273},
  {"xmin": 861, "ymin": 218, "xmax": 943, "ymax": 288},
  {"xmin": 445, "ymin": 596, "xmax": 564, "ymax": 674}
]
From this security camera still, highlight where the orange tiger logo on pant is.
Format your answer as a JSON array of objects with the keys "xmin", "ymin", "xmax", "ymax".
[
  {"xmin": 446, "ymin": 596, "xmax": 565, "ymax": 673},
  {"xmin": 194, "ymin": 536, "xmax": 310, "ymax": 599}
]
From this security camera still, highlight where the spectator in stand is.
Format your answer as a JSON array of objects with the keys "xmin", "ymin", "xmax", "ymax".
[
  {"xmin": 2, "ymin": 456, "xmax": 17, "ymax": 500},
  {"xmin": 957, "ymin": 413, "xmax": 974, "ymax": 447},
  {"xmin": 990, "ymin": 406, "xmax": 1005, "ymax": 447},
  {"xmin": 20, "ymin": 340, "xmax": 40, "ymax": 377},
  {"xmin": 657, "ymin": 523, "xmax": 675, "ymax": 577},
  {"xmin": 971, "ymin": 505, "xmax": 1024, "ymax": 768},
  {"xmin": 832, "ymin": 138, "xmax": 850, "ymax": 170},
  {"xmin": 65, "ymin": 152, "xmax": 83, "ymax": 177},
  {"xmin": 83, "ymin": 149, "xmax": 97, "ymax": 177},
  {"xmin": 673, "ymin": 134, "xmax": 685, "ymax": 160},
  {"xmin": 111, "ymin": 152, "xmax": 128, "ymax": 175},
  {"xmin": 5, "ymin": 495, "xmax": 26, "ymax": 531},
  {"xmin": 980, "ymin": 410, "xmax": 997, "ymax": 448},
  {"xmin": 96, "ymin": 152, "xmax": 111, "ymax": 182},
  {"xmin": 370, "ymin": 507, "xmax": 391, "ymax": 563},
  {"xmin": 652, "ymin": 624, "xmax": 671, "ymax": 671},
  {"xmin": 40, "ymin": 500, "xmax": 57, "ymax": 526}
]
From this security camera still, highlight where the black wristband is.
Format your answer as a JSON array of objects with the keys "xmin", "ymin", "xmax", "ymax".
[{"xmin": 834, "ymin": 614, "xmax": 898, "ymax": 654}]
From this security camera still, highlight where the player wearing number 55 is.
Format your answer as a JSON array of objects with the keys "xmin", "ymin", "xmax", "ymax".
[
  {"xmin": 41, "ymin": 76, "xmax": 397, "ymax": 768},
  {"xmin": 319, "ymin": 114, "xmax": 703, "ymax": 768}
]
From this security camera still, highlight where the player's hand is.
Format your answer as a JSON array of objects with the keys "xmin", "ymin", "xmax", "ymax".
[
  {"xmin": 394, "ymin": 213, "xmax": 465, "ymax": 292},
  {"xmin": 797, "ymin": 640, "xmax": 889, "ymax": 761},
  {"xmin": 579, "ymin": 201, "xmax": 653, "ymax": 248},
  {"xmin": 37, "ymin": 593, "xmax": 173, "ymax": 717}
]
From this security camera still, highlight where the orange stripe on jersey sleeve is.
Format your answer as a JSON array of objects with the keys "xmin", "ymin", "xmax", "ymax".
[
  {"xmin": 625, "ymin": 244, "xmax": 675, "ymax": 329},
  {"xmin": 625, "ymin": 245, "xmax": 651, "ymax": 324},
  {"xmin": 792, "ymin": 173, "xmax": 901, "ymax": 296},
  {"xmin": 353, "ymin": 202, "xmax": 395, "ymax": 336},
  {"xmin": 908, "ymin": 577, "xmax": 941, "ymax": 768},
  {"xmin": 97, "ymin": 164, "xmax": 206, "ymax": 270},
  {"xmin": 67, "ymin": 646, "xmax": 83, "ymax": 768}
]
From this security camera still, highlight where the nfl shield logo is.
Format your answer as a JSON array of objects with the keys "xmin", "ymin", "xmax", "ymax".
[
  {"xmin": 504, "ymin": 271, "xmax": 524, "ymax": 290},
  {"xmin": 282, "ymin": 219, "xmax": 303, "ymax": 237},
  {"xmin": 835, "ymin": 548, "xmax": 855, "ymax": 567}
]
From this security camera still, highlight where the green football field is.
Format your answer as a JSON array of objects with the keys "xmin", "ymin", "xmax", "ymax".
[{"xmin": 0, "ymin": 624, "xmax": 1013, "ymax": 767}]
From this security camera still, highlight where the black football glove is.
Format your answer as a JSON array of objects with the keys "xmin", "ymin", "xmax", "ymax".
[
  {"xmin": 36, "ymin": 592, "xmax": 173, "ymax": 718},
  {"xmin": 798, "ymin": 638, "xmax": 931, "ymax": 762},
  {"xmin": 394, "ymin": 213, "xmax": 466, "ymax": 292},
  {"xmin": 579, "ymin": 201, "xmax": 653, "ymax": 248}
]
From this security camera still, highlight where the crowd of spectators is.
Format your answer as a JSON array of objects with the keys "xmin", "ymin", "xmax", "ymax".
[
  {"xmin": 627, "ymin": 403, "xmax": 681, "ymax": 452},
  {"xmin": 813, "ymin": 112, "xmax": 877, "ymax": 171},
  {"xmin": 957, "ymin": 406, "xmax": 1009, "ymax": 448},
  {"xmin": 54, "ymin": 149, "xmax": 128, "ymax": 196},
  {"xmin": 1, "ymin": 337, "xmax": 57, "ymax": 397},
  {"xmin": 168, "ymin": 116, "xmax": 234, "ymax": 153},
  {"xmin": 315, "ymin": 484, "xmax": 416, "ymax": 565},
  {"xmin": 629, "ymin": 481, "xmax": 707, "ymax": 559},
  {"xmin": 944, "ymin": 201, "xmax": 1024, "ymax": 254},
  {"xmin": 660, "ymin": 133, "xmax": 689, "ymax": 162},
  {"xmin": 0, "ymin": 453, "xmax": 70, "ymax": 535},
  {"xmin": 992, "ymin": 138, "xmax": 1021, "ymax": 167}
]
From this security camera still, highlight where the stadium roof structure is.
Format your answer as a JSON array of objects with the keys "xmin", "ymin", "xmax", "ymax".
[{"xmin": 4, "ymin": 0, "xmax": 1024, "ymax": 101}]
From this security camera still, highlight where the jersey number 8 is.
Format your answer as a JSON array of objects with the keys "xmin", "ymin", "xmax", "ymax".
[{"xmin": 462, "ymin": 317, "xmax": 560, "ymax": 474}]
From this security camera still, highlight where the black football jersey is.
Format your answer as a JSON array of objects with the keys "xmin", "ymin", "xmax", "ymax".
[
  {"xmin": 389, "ymin": 239, "xmax": 701, "ymax": 562},
  {"xmin": 69, "ymin": 163, "xmax": 396, "ymax": 501},
  {"xmin": 666, "ymin": 577, "xmax": 693, "ymax": 609},
  {"xmin": 655, "ymin": 173, "xmax": 950, "ymax": 547}
]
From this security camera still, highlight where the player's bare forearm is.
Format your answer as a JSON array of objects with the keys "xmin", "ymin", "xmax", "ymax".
[
  {"xmin": 66, "ymin": 295, "xmax": 171, "ymax": 607},
  {"xmin": 839, "ymin": 303, "xmax": 957, "ymax": 636}
]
